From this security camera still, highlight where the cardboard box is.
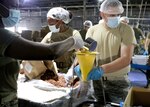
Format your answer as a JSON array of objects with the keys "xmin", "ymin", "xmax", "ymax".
[
  {"xmin": 22, "ymin": 61, "xmax": 47, "ymax": 79},
  {"xmin": 22, "ymin": 60, "xmax": 58, "ymax": 80},
  {"xmin": 124, "ymin": 87, "xmax": 150, "ymax": 107}
]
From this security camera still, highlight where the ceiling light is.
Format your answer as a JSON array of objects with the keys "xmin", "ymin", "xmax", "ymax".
[{"xmin": 98, "ymin": 0, "xmax": 104, "ymax": 3}]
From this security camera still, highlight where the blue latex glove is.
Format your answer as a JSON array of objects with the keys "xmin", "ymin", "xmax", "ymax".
[
  {"xmin": 74, "ymin": 65, "xmax": 81, "ymax": 78},
  {"xmin": 87, "ymin": 67, "xmax": 104, "ymax": 80},
  {"xmin": 74, "ymin": 65, "xmax": 104, "ymax": 80},
  {"xmin": 143, "ymin": 50, "xmax": 148, "ymax": 55}
]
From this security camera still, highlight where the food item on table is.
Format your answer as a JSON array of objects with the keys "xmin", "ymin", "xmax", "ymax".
[
  {"xmin": 46, "ymin": 75, "xmax": 67, "ymax": 87},
  {"xmin": 40, "ymin": 69, "xmax": 79, "ymax": 88}
]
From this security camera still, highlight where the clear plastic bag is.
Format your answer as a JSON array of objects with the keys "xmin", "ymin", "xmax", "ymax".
[{"xmin": 71, "ymin": 80, "xmax": 97, "ymax": 107}]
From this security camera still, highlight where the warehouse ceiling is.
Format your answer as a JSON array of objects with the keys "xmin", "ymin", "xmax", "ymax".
[
  {"xmin": 18, "ymin": 0, "xmax": 150, "ymax": 9},
  {"xmin": 8, "ymin": 0, "xmax": 149, "ymax": 33}
]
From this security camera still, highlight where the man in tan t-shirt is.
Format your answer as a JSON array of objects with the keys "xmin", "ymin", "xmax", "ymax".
[
  {"xmin": 74, "ymin": 0, "xmax": 137, "ymax": 105},
  {"xmin": 144, "ymin": 32, "xmax": 150, "ymax": 55}
]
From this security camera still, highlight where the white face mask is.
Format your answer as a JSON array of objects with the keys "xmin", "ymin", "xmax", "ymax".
[{"xmin": 48, "ymin": 25, "xmax": 60, "ymax": 33}]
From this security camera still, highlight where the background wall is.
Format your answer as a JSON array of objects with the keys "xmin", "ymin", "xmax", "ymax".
[{"xmin": 15, "ymin": 0, "xmax": 150, "ymax": 37}]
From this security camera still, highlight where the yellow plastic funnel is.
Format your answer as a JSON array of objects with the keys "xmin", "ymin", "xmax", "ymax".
[{"xmin": 76, "ymin": 51, "xmax": 98, "ymax": 81}]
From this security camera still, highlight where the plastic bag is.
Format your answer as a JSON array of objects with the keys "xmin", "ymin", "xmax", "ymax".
[{"xmin": 71, "ymin": 80, "xmax": 97, "ymax": 107}]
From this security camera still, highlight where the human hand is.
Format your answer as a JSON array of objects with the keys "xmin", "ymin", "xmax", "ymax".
[
  {"xmin": 87, "ymin": 67, "xmax": 104, "ymax": 80},
  {"xmin": 143, "ymin": 50, "xmax": 149, "ymax": 55},
  {"xmin": 74, "ymin": 65, "xmax": 81, "ymax": 78},
  {"xmin": 69, "ymin": 36, "xmax": 84, "ymax": 51},
  {"xmin": 74, "ymin": 65, "xmax": 104, "ymax": 80},
  {"xmin": 64, "ymin": 67, "xmax": 74, "ymax": 82}
]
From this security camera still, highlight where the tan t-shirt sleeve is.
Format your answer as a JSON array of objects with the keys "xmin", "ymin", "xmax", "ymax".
[
  {"xmin": 85, "ymin": 27, "xmax": 94, "ymax": 39},
  {"xmin": 121, "ymin": 25, "xmax": 137, "ymax": 46},
  {"xmin": 147, "ymin": 32, "xmax": 150, "ymax": 39}
]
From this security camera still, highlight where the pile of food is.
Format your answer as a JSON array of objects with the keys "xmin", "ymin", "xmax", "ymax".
[
  {"xmin": 40, "ymin": 69, "xmax": 79, "ymax": 88},
  {"xmin": 40, "ymin": 47, "xmax": 92, "ymax": 88}
]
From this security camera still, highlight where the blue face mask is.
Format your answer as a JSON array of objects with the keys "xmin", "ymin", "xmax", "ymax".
[
  {"xmin": 106, "ymin": 16, "xmax": 120, "ymax": 28},
  {"xmin": 2, "ymin": 9, "xmax": 20, "ymax": 27}
]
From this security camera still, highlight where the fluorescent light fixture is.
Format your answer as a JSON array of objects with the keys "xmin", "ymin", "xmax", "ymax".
[
  {"xmin": 24, "ymin": 0, "xmax": 31, "ymax": 2},
  {"xmin": 5, "ymin": 27, "xmax": 15, "ymax": 32},
  {"xmin": 17, "ymin": 27, "xmax": 28, "ymax": 33},
  {"xmin": 98, "ymin": 0, "xmax": 104, "ymax": 3},
  {"xmin": 5, "ymin": 27, "xmax": 28, "ymax": 33}
]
